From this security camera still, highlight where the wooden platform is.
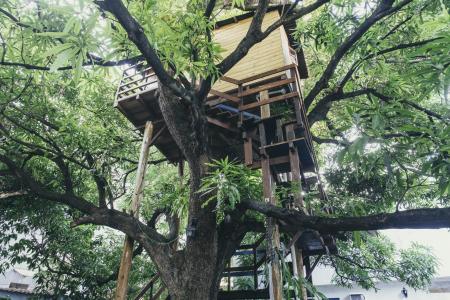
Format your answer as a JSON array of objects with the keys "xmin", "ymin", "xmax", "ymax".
[{"xmin": 114, "ymin": 63, "xmax": 316, "ymax": 169}]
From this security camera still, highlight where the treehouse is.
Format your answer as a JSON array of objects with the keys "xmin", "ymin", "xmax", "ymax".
[
  {"xmin": 114, "ymin": 10, "xmax": 316, "ymax": 171},
  {"xmin": 115, "ymin": 8, "xmax": 336, "ymax": 300}
]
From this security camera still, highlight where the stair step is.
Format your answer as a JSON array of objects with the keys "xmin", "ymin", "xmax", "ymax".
[{"xmin": 218, "ymin": 288, "xmax": 269, "ymax": 300}]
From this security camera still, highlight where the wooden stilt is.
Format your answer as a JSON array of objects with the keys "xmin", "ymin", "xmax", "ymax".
[
  {"xmin": 115, "ymin": 121, "xmax": 154, "ymax": 300},
  {"xmin": 259, "ymin": 91, "xmax": 282, "ymax": 300},
  {"xmin": 287, "ymin": 136, "xmax": 308, "ymax": 299},
  {"xmin": 262, "ymin": 157, "xmax": 283, "ymax": 300}
]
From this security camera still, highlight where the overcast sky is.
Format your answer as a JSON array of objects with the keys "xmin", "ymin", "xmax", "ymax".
[{"xmin": 314, "ymin": 229, "xmax": 450, "ymax": 285}]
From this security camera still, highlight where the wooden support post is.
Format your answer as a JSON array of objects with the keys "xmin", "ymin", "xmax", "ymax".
[
  {"xmin": 115, "ymin": 121, "xmax": 154, "ymax": 300},
  {"xmin": 258, "ymin": 91, "xmax": 282, "ymax": 300},
  {"xmin": 262, "ymin": 158, "xmax": 283, "ymax": 300},
  {"xmin": 287, "ymin": 131, "xmax": 308, "ymax": 300},
  {"xmin": 259, "ymin": 90, "xmax": 270, "ymax": 119},
  {"xmin": 243, "ymin": 132, "xmax": 253, "ymax": 166},
  {"xmin": 289, "ymin": 68, "xmax": 304, "ymax": 127}
]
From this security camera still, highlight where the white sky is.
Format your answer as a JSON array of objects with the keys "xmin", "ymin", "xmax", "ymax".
[
  {"xmin": 383, "ymin": 229, "xmax": 450, "ymax": 277},
  {"xmin": 313, "ymin": 229, "xmax": 450, "ymax": 285}
]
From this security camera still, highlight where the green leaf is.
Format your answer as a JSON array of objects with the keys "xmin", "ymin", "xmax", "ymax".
[
  {"xmin": 50, "ymin": 49, "xmax": 72, "ymax": 72},
  {"xmin": 42, "ymin": 44, "xmax": 73, "ymax": 58},
  {"xmin": 36, "ymin": 32, "xmax": 70, "ymax": 38}
]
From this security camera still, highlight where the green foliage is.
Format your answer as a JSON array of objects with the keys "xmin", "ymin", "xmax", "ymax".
[
  {"xmin": 280, "ymin": 252, "xmax": 327, "ymax": 300},
  {"xmin": 1, "ymin": 0, "xmax": 449, "ymax": 296},
  {"xmin": 0, "ymin": 197, "xmax": 155, "ymax": 299},
  {"xmin": 321, "ymin": 232, "xmax": 438, "ymax": 290},
  {"xmin": 200, "ymin": 157, "xmax": 262, "ymax": 221}
]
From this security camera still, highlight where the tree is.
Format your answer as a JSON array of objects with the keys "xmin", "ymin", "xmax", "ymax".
[{"xmin": 0, "ymin": 0, "xmax": 449, "ymax": 299}]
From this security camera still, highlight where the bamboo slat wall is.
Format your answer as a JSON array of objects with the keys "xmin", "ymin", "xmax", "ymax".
[{"xmin": 212, "ymin": 11, "xmax": 293, "ymax": 92}]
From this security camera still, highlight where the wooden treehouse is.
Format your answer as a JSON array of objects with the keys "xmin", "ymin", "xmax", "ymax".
[{"xmin": 115, "ymin": 9, "xmax": 336, "ymax": 300}]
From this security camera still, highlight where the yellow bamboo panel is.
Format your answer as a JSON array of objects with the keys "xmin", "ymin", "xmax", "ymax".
[{"xmin": 212, "ymin": 11, "xmax": 288, "ymax": 92}]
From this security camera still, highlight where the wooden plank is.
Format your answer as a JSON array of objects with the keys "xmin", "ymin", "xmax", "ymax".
[
  {"xmin": 115, "ymin": 122, "xmax": 154, "ymax": 300},
  {"xmin": 243, "ymin": 132, "xmax": 253, "ymax": 166},
  {"xmin": 209, "ymin": 89, "xmax": 240, "ymax": 103},
  {"xmin": 289, "ymin": 68, "xmax": 304, "ymax": 126},
  {"xmin": 119, "ymin": 73, "xmax": 156, "ymax": 89},
  {"xmin": 123, "ymin": 67, "xmax": 153, "ymax": 80},
  {"xmin": 118, "ymin": 79, "xmax": 158, "ymax": 97},
  {"xmin": 134, "ymin": 274, "xmax": 160, "ymax": 300},
  {"xmin": 262, "ymin": 158, "xmax": 282, "ymax": 300},
  {"xmin": 238, "ymin": 77, "xmax": 295, "ymax": 97},
  {"xmin": 218, "ymin": 288, "xmax": 269, "ymax": 300},
  {"xmin": 259, "ymin": 90, "xmax": 270, "ymax": 119},
  {"xmin": 207, "ymin": 117, "xmax": 238, "ymax": 132},
  {"xmin": 250, "ymin": 155, "xmax": 290, "ymax": 169},
  {"xmin": 287, "ymin": 125, "xmax": 308, "ymax": 300},
  {"xmin": 240, "ymin": 91, "xmax": 298, "ymax": 111},
  {"xmin": 151, "ymin": 286, "xmax": 166, "ymax": 300},
  {"xmin": 220, "ymin": 76, "xmax": 240, "ymax": 85},
  {"xmin": 239, "ymin": 64, "xmax": 296, "ymax": 84}
]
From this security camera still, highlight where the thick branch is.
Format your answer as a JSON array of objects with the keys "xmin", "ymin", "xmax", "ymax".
[
  {"xmin": 308, "ymin": 89, "xmax": 371, "ymax": 125},
  {"xmin": 204, "ymin": 0, "xmax": 217, "ymax": 18},
  {"xmin": 243, "ymin": 200, "xmax": 450, "ymax": 234},
  {"xmin": 0, "ymin": 154, "xmax": 97, "ymax": 214},
  {"xmin": 0, "ymin": 57, "xmax": 142, "ymax": 71}
]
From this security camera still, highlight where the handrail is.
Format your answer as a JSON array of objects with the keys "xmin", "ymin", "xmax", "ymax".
[{"xmin": 134, "ymin": 274, "xmax": 158, "ymax": 300}]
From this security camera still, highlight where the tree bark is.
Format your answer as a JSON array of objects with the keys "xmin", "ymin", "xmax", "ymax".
[{"xmin": 157, "ymin": 83, "xmax": 226, "ymax": 299}]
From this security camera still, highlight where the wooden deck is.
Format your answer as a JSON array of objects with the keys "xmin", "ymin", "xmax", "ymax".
[{"xmin": 114, "ymin": 62, "xmax": 317, "ymax": 172}]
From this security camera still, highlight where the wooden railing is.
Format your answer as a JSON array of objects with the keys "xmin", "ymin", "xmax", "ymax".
[
  {"xmin": 134, "ymin": 273, "xmax": 167, "ymax": 300},
  {"xmin": 116, "ymin": 61, "xmax": 158, "ymax": 102}
]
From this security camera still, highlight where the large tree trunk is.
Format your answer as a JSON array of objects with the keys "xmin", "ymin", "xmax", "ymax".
[{"xmin": 157, "ymin": 84, "xmax": 225, "ymax": 299}]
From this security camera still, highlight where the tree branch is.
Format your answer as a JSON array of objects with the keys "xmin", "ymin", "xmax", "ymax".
[
  {"xmin": 368, "ymin": 89, "xmax": 449, "ymax": 122},
  {"xmin": 243, "ymin": 200, "xmax": 450, "ymax": 234},
  {"xmin": 304, "ymin": 0, "xmax": 413, "ymax": 110},
  {"xmin": 0, "ymin": 154, "xmax": 97, "ymax": 214},
  {"xmin": 308, "ymin": 89, "xmax": 371, "ymax": 126},
  {"xmin": 339, "ymin": 37, "xmax": 442, "ymax": 89},
  {"xmin": 0, "ymin": 57, "xmax": 143, "ymax": 71},
  {"xmin": 204, "ymin": 0, "xmax": 217, "ymax": 19},
  {"xmin": 99, "ymin": 0, "xmax": 193, "ymax": 102}
]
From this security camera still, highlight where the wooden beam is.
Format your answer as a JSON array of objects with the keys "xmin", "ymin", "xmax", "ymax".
[
  {"xmin": 209, "ymin": 89, "xmax": 240, "ymax": 103},
  {"xmin": 286, "ymin": 125, "xmax": 308, "ymax": 299},
  {"xmin": 239, "ymin": 64, "xmax": 296, "ymax": 84},
  {"xmin": 240, "ymin": 92, "xmax": 299, "ymax": 111},
  {"xmin": 258, "ymin": 96, "xmax": 282, "ymax": 300},
  {"xmin": 207, "ymin": 117, "xmax": 238, "ymax": 132},
  {"xmin": 259, "ymin": 90, "xmax": 270, "ymax": 119},
  {"xmin": 243, "ymin": 133, "xmax": 253, "ymax": 166},
  {"xmin": 134, "ymin": 274, "xmax": 160, "ymax": 300},
  {"xmin": 238, "ymin": 77, "xmax": 296, "ymax": 97},
  {"xmin": 115, "ymin": 121, "xmax": 154, "ymax": 300},
  {"xmin": 220, "ymin": 75, "xmax": 240, "ymax": 85}
]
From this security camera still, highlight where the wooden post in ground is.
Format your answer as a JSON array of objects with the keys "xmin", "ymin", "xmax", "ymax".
[
  {"xmin": 115, "ymin": 121, "xmax": 154, "ymax": 300},
  {"xmin": 259, "ymin": 91, "xmax": 282, "ymax": 300},
  {"xmin": 287, "ymin": 136, "xmax": 308, "ymax": 300}
]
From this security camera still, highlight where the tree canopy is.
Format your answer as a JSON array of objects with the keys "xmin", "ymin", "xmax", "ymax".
[{"xmin": 0, "ymin": 0, "xmax": 449, "ymax": 299}]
